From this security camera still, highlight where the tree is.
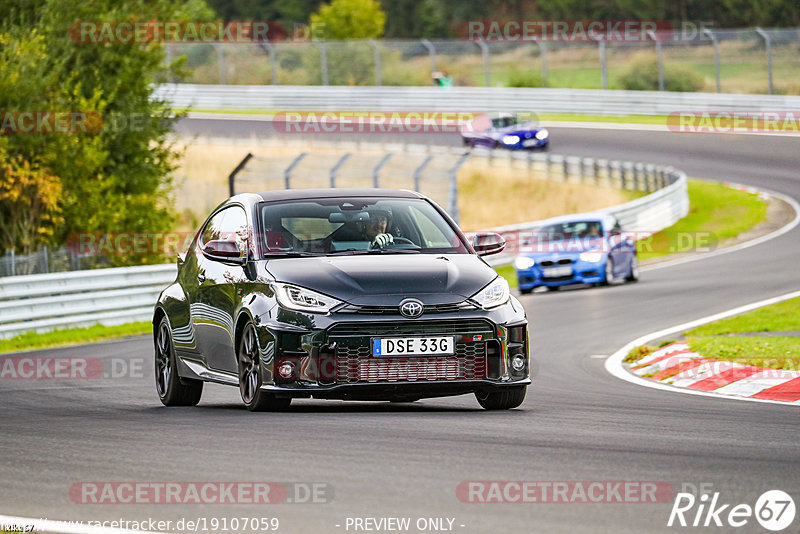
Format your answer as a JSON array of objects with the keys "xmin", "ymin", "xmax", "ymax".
[
  {"xmin": 310, "ymin": 0, "xmax": 385, "ymax": 39},
  {"xmin": 0, "ymin": 0, "xmax": 212, "ymax": 263}
]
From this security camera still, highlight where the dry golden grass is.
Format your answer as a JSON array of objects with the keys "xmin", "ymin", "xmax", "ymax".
[{"xmin": 173, "ymin": 138, "xmax": 638, "ymax": 232}]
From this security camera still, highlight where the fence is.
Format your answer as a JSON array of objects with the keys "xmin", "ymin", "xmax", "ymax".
[
  {"xmin": 1, "ymin": 247, "xmax": 111, "ymax": 278},
  {"xmin": 166, "ymin": 28, "xmax": 800, "ymax": 95}
]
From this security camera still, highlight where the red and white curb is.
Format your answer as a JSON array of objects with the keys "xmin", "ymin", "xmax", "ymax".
[
  {"xmin": 627, "ymin": 342, "xmax": 800, "ymax": 404},
  {"xmin": 605, "ymin": 289, "xmax": 800, "ymax": 406}
]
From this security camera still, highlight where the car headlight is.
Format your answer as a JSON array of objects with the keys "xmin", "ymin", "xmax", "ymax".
[
  {"xmin": 470, "ymin": 277, "xmax": 510, "ymax": 309},
  {"xmin": 579, "ymin": 251, "xmax": 603, "ymax": 263},
  {"xmin": 535, "ymin": 128, "xmax": 549, "ymax": 140},
  {"xmin": 514, "ymin": 256, "xmax": 536, "ymax": 270},
  {"xmin": 272, "ymin": 283, "xmax": 343, "ymax": 313},
  {"xmin": 502, "ymin": 135, "xmax": 520, "ymax": 145}
]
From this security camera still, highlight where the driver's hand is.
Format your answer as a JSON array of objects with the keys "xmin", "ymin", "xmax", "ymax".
[{"xmin": 372, "ymin": 233, "xmax": 393, "ymax": 248}]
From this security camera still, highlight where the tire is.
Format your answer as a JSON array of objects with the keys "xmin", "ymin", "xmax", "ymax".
[
  {"xmin": 626, "ymin": 254, "xmax": 640, "ymax": 282},
  {"xmin": 519, "ymin": 287, "xmax": 533, "ymax": 295},
  {"xmin": 546, "ymin": 286, "xmax": 559, "ymax": 292},
  {"xmin": 475, "ymin": 386, "xmax": 527, "ymax": 410},
  {"xmin": 601, "ymin": 257, "xmax": 614, "ymax": 286},
  {"xmin": 238, "ymin": 321, "xmax": 291, "ymax": 412},
  {"xmin": 155, "ymin": 317, "xmax": 203, "ymax": 406}
]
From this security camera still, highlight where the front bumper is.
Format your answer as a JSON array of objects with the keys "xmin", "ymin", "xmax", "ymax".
[
  {"xmin": 516, "ymin": 260, "xmax": 605, "ymax": 289},
  {"xmin": 254, "ymin": 304, "xmax": 530, "ymax": 399}
]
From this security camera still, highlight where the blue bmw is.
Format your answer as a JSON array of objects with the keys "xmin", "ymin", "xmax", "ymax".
[
  {"xmin": 462, "ymin": 112, "xmax": 549, "ymax": 150},
  {"xmin": 513, "ymin": 214, "xmax": 639, "ymax": 294}
]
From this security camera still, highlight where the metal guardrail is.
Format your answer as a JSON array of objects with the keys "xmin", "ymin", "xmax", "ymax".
[
  {"xmin": 156, "ymin": 84, "xmax": 800, "ymax": 116},
  {"xmin": 0, "ymin": 265, "xmax": 176, "ymax": 339},
  {"xmin": 0, "ymin": 143, "xmax": 687, "ymax": 339}
]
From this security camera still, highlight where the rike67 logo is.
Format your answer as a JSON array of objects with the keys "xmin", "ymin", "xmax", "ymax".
[{"xmin": 668, "ymin": 488, "xmax": 795, "ymax": 531}]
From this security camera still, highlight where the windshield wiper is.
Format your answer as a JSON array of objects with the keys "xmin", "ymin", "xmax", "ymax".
[
  {"xmin": 262, "ymin": 251, "xmax": 321, "ymax": 258},
  {"xmin": 327, "ymin": 248, "xmax": 421, "ymax": 255}
]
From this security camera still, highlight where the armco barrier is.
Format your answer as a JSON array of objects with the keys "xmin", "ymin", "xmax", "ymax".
[
  {"xmin": 155, "ymin": 84, "xmax": 800, "ymax": 116},
  {"xmin": 0, "ymin": 264, "xmax": 176, "ymax": 339},
  {"xmin": 0, "ymin": 151, "xmax": 687, "ymax": 339}
]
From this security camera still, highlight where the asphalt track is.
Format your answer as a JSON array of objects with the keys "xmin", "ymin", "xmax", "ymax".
[{"xmin": 2, "ymin": 120, "xmax": 799, "ymax": 534}]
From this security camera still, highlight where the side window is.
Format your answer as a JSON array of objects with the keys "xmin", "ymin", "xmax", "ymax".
[{"xmin": 200, "ymin": 206, "xmax": 249, "ymax": 254}]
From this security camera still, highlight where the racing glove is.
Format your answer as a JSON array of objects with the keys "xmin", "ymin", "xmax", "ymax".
[{"xmin": 372, "ymin": 233, "xmax": 394, "ymax": 248}]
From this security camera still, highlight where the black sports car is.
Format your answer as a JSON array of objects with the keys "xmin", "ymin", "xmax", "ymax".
[{"xmin": 153, "ymin": 189, "xmax": 530, "ymax": 411}]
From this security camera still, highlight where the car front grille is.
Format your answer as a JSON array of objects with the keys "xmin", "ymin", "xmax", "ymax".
[
  {"xmin": 335, "ymin": 343, "xmax": 487, "ymax": 382},
  {"xmin": 540, "ymin": 258, "xmax": 573, "ymax": 267},
  {"xmin": 328, "ymin": 320, "xmax": 491, "ymax": 383},
  {"xmin": 339, "ymin": 302, "xmax": 478, "ymax": 315}
]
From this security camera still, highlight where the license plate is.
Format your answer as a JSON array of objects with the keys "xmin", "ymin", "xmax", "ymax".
[
  {"xmin": 372, "ymin": 337, "xmax": 454, "ymax": 356},
  {"xmin": 522, "ymin": 139, "xmax": 539, "ymax": 147},
  {"xmin": 542, "ymin": 266, "xmax": 572, "ymax": 278}
]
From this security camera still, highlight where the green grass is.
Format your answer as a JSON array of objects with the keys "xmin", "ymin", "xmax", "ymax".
[
  {"xmin": 0, "ymin": 322, "xmax": 151, "ymax": 354},
  {"xmin": 636, "ymin": 179, "xmax": 767, "ymax": 261},
  {"xmin": 685, "ymin": 297, "xmax": 800, "ymax": 336},
  {"xmin": 687, "ymin": 336, "xmax": 800, "ymax": 370},
  {"xmin": 495, "ymin": 264, "xmax": 517, "ymax": 289}
]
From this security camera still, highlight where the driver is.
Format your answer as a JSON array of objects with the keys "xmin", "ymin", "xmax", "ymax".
[{"xmin": 364, "ymin": 209, "xmax": 394, "ymax": 248}]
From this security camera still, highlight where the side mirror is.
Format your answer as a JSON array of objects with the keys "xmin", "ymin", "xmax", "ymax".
[
  {"xmin": 203, "ymin": 240, "xmax": 245, "ymax": 263},
  {"xmin": 470, "ymin": 231, "xmax": 506, "ymax": 256}
]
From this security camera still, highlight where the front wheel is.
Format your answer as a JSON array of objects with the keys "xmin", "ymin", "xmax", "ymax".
[
  {"xmin": 155, "ymin": 317, "xmax": 203, "ymax": 406},
  {"xmin": 238, "ymin": 321, "xmax": 291, "ymax": 412},
  {"xmin": 475, "ymin": 386, "xmax": 527, "ymax": 410},
  {"xmin": 626, "ymin": 255, "xmax": 639, "ymax": 282},
  {"xmin": 601, "ymin": 258, "xmax": 614, "ymax": 286}
]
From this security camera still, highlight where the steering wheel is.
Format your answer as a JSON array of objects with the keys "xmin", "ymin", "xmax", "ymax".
[{"xmin": 371, "ymin": 236, "xmax": 417, "ymax": 249}]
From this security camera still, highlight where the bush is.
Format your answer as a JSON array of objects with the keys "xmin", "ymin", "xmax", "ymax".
[
  {"xmin": 507, "ymin": 68, "xmax": 544, "ymax": 88},
  {"xmin": 617, "ymin": 52, "xmax": 704, "ymax": 92}
]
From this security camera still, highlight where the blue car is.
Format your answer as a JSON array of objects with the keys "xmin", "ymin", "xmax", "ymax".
[
  {"xmin": 462, "ymin": 112, "xmax": 549, "ymax": 150},
  {"xmin": 513, "ymin": 214, "xmax": 639, "ymax": 294}
]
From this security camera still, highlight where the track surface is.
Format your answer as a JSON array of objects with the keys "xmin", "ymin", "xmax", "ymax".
[{"xmin": 2, "ymin": 121, "xmax": 799, "ymax": 533}]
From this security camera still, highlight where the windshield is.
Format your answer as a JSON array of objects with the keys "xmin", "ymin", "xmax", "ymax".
[
  {"xmin": 258, "ymin": 197, "xmax": 470, "ymax": 256},
  {"xmin": 491, "ymin": 116, "xmax": 518, "ymax": 129},
  {"xmin": 538, "ymin": 220, "xmax": 604, "ymax": 241}
]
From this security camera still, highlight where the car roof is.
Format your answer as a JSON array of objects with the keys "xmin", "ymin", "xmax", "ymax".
[
  {"xmin": 537, "ymin": 212, "xmax": 616, "ymax": 227},
  {"xmin": 254, "ymin": 188, "xmax": 424, "ymax": 202}
]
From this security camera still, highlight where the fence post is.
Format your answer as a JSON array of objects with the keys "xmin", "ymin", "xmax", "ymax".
[
  {"xmin": 330, "ymin": 153, "xmax": 351, "ymax": 188},
  {"xmin": 215, "ymin": 44, "xmax": 226, "ymax": 84},
  {"xmin": 537, "ymin": 40, "xmax": 548, "ymax": 87},
  {"xmin": 165, "ymin": 44, "xmax": 174, "ymax": 83},
  {"xmin": 5, "ymin": 249, "xmax": 15, "ymax": 277},
  {"xmin": 228, "ymin": 153, "xmax": 254, "ymax": 196},
  {"xmin": 656, "ymin": 40, "xmax": 665, "ymax": 92},
  {"xmin": 368, "ymin": 39, "xmax": 382, "ymax": 86},
  {"xmin": 413, "ymin": 155, "xmax": 435, "ymax": 192},
  {"xmin": 284, "ymin": 153, "xmax": 308, "ymax": 189},
  {"xmin": 755, "ymin": 28, "xmax": 774, "ymax": 95},
  {"xmin": 620, "ymin": 163, "xmax": 628, "ymax": 189},
  {"xmin": 258, "ymin": 43, "xmax": 278, "ymax": 85},
  {"xmin": 40, "ymin": 246, "xmax": 49, "ymax": 274},
  {"xmin": 703, "ymin": 29, "xmax": 721, "ymax": 93},
  {"xmin": 448, "ymin": 153, "xmax": 471, "ymax": 225},
  {"xmin": 599, "ymin": 41, "xmax": 608, "ymax": 89},
  {"xmin": 314, "ymin": 42, "xmax": 329, "ymax": 85},
  {"xmin": 373, "ymin": 153, "xmax": 393, "ymax": 188},
  {"xmin": 632, "ymin": 163, "xmax": 640, "ymax": 191},
  {"xmin": 420, "ymin": 39, "xmax": 436, "ymax": 78},
  {"xmin": 475, "ymin": 40, "xmax": 490, "ymax": 86}
]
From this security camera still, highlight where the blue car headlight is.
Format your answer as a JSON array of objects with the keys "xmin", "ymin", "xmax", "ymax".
[
  {"xmin": 514, "ymin": 256, "xmax": 536, "ymax": 270},
  {"xmin": 535, "ymin": 129, "xmax": 549, "ymax": 140},
  {"xmin": 579, "ymin": 251, "xmax": 603, "ymax": 263},
  {"xmin": 502, "ymin": 135, "xmax": 520, "ymax": 145}
]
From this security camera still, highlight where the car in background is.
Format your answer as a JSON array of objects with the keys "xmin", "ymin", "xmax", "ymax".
[
  {"xmin": 461, "ymin": 112, "xmax": 549, "ymax": 150},
  {"xmin": 153, "ymin": 189, "xmax": 530, "ymax": 412},
  {"xmin": 513, "ymin": 214, "xmax": 638, "ymax": 294}
]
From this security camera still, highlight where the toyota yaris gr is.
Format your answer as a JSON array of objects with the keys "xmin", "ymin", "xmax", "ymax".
[{"xmin": 153, "ymin": 189, "xmax": 530, "ymax": 411}]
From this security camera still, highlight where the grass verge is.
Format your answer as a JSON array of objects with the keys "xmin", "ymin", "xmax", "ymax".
[
  {"xmin": 0, "ymin": 322, "xmax": 151, "ymax": 354},
  {"xmin": 684, "ymin": 296, "xmax": 800, "ymax": 336},
  {"xmin": 636, "ymin": 179, "xmax": 767, "ymax": 261}
]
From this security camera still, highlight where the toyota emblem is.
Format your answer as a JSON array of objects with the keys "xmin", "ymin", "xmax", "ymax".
[{"xmin": 399, "ymin": 299, "xmax": 424, "ymax": 318}]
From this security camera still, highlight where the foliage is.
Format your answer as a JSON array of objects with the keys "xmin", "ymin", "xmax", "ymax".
[
  {"xmin": 0, "ymin": 0, "xmax": 212, "ymax": 263},
  {"xmin": 616, "ymin": 52, "xmax": 704, "ymax": 92},
  {"xmin": 506, "ymin": 68, "xmax": 544, "ymax": 88},
  {"xmin": 310, "ymin": 0, "xmax": 385, "ymax": 39}
]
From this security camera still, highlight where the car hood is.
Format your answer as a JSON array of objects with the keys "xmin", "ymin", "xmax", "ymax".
[{"xmin": 264, "ymin": 254, "xmax": 497, "ymax": 305}]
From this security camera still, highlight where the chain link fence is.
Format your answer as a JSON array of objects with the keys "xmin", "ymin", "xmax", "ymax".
[
  {"xmin": 167, "ymin": 28, "xmax": 800, "ymax": 95},
  {"xmin": 1, "ymin": 247, "xmax": 110, "ymax": 278}
]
